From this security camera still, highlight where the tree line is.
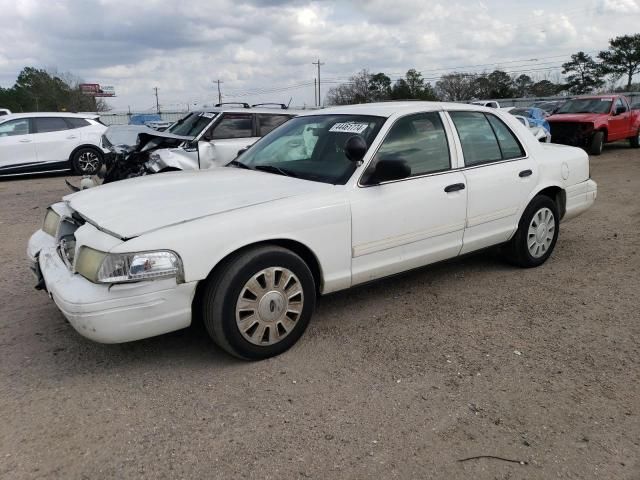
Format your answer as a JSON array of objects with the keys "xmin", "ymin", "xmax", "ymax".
[
  {"xmin": 0, "ymin": 67, "xmax": 110, "ymax": 113},
  {"xmin": 327, "ymin": 34, "xmax": 640, "ymax": 105}
]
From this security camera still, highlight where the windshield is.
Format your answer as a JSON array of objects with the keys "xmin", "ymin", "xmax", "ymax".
[
  {"xmin": 556, "ymin": 99, "xmax": 612, "ymax": 115},
  {"xmin": 233, "ymin": 114, "xmax": 386, "ymax": 184},
  {"xmin": 167, "ymin": 112, "xmax": 217, "ymax": 136}
]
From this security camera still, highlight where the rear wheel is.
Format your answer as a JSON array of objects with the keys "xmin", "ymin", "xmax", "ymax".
[
  {"xmin": 503, "ymin": 195, "xmax": 559, "ymax": 268},
  {"xmin": 589, "ymin": 131, "xmax": 604, "ymax": 156},
  {"xmin": 71, "ymin": 147, "xmax": 103, "ymax": 175},
  {"xmin": 629, "ymin": 129, "xmax": 640, "ymax": 148},
  {"xmin": 201, "ymin": 246, "xmax": 316, "ymax": 360}
]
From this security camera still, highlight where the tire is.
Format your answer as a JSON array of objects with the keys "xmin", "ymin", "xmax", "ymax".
[
  {"xmin": 503, "ymin": 195, "xmax": 560, "ymax": 268},
  {"xmin": 71, "ymin": 147, "xmax": 103, "ymax": 175},
  {"xmin": 201, "ymin": 245, "xmax": 316, "ymax": 360},
  {"xmin": 629, "ymin": 129, "xmax": 640, "ymax": 148},
  {"xmin": 589, "ymin": 131, "xmax": 604, "ymax": 156}
]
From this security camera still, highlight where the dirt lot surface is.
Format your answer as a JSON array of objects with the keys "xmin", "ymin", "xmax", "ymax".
[{"xmin": 1, "ymin": 145, "xmax": 639, "ymax": 480}]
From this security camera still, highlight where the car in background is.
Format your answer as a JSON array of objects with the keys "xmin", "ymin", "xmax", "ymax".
[
  {"xmin": 509, "ymin": 107, "xmax": 551, "ymax": 132},
  {"xmin": 29, "ymin": 102, "xmax": 597, "ymax": 359},
  {"xmin": 0, "ymin": 113, "xmax": 108, "ymax": 176},
  {"xmin": 0, "ymin": 108, "xmax": 11, "ymax": 117},
  {"xmin": 512, "ymin": 115, "xmax": 551, "ymax": 143},
  {"xmin": 129, "ymin": 113, "xmax": 172, "ymax": 131},
  {"xmin": 547, "ymin": 95, "xmax": 640, "ymax": 155},
  {"xmin": 471, "ymin": 100, "xmax": 501, "ymax": 108},
  {"xmin": 144, "ymin": 107, "xmax": 299, "ymax": 173},
  {"xmin": 531, "ymin": 100, "xmax": 565, "ymax": 115}
]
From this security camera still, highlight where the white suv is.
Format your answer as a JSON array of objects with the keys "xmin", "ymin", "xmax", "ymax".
[
  {"xmin": 144, "ymin": 107, "xmax": 298, "ymax": 173},
  {"xmin": 0, "ymin": 113, "xmax": 107, "ymax": 176}
]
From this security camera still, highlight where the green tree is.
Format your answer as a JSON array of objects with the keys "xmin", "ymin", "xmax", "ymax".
[
  {"xmin": 486, "ymin": 70, "xmax": 515, "ymax": 98},
  {"xmin": 368, "ymin": 73, "xmax": 392, "ymax": 101},
  {"xmin": 598, "ymin": 34, "xmax": 640, "ymax": 90},
  {"xmin": 391, "ymin": 69, "xmax": 437, "ymax": 100},
  {"xmin": 562, "ymin": 52, "xmax": 605, "ymax": 94},
  {"xmin": 435, "ymin": 73, "xmax": 475, "ymax": 101},
  {"xmin": 530, "ymin": 80, "xmax": 563, "ymax": 97},
  {"xmin": 514, "ymin": 74, "xmax": 534, "ymax": 97}
]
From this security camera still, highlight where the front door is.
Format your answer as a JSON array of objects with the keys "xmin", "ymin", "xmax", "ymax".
[
  {"xmin": 447, "ymin": 110, "xmax": 537, "ymax": 254},
  {"xmin": 609, "ymin": 98, "xmax": 632, "ymax": 140},
  {"xmin": 0, "ymin": 118, "xmax": 37, "ymax": 171},
  {"xmin": 202, "ymin": 113, "xmax": 259, "ymax": 168},
  {"xmin": 31, "ymin": 117, "xmax": 75, "ymax": 164},
  {"xmin": 350, "ymin": 112, "xmax": 467, "ymax": 285}
]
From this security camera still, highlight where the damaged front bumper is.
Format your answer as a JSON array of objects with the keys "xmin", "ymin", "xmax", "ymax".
[{"xmin": 549, "ymin": 122, "xmax": 595, "ymax": 148}]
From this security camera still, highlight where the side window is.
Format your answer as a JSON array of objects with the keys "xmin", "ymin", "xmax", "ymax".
[
  {"xmin": 257, "ymin": 114, "xmax": 291, "ymax": 136},
  {"xmin": 0, "ymin": 119, "xmax": 30, "ymax": 137},
  {"xmin": 65, "ymin": 118, "xmax": 90, "ymax": 129},
  {"xmin": 449, "ymin": 111, "xmax": 524, "ymax": 166},
  {"xmin": 486, "ymin": 114, "xmax": 525, "ymax": 159},
  {"xmin": 372, "ymin": 112, "xmax": 450, "ymax": 177},
  {"xmin": 210, "ymin": 113, "xmax": 253, "ymax": 139},
  {"xmin": 34, "ymin": 117, "xmax": 69, "ymax": 133},
  {"xmin": 449, "ymin": 111, "xmax": 502, "ymax": 165},
  {"xmin": 616, "ymin": 98, "xmax": 627, "ymax": 113}
]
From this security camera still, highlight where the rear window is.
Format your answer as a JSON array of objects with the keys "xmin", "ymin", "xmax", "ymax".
[
  {"xmin": 211, "ymin": 113, "xmax": 253, "ymax": 139},
  {"xmin": 65, "ymin": 118, "xmax": 91, "ymax": 129},
  {"xmin": 257, "ymin": 114, "xmax": 291, "ymax": 136},
  {"xmin": 34, "ymin": 117, "xmax": 69, "ymax": 133}
]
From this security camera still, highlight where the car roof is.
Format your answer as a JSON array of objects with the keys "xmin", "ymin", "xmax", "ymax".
[
  {"xmin": 296, "ymin": 101, "xmax": 493, "ymax": 118},
  {"xmin": 0, "ymin": 112, "xmax": 100, "ymax": 121}
]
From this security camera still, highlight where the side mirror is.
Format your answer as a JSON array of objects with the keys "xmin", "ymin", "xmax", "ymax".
[
  {"xmin": 366, "ymin": 159, "xmax": 411, "ymax": 184},
  {"xmin": 344, "ymin": 135, "xmax": 367, "ymax": 163},
  {"xmin": 614, "ymin": 105, "xmax": 627, "ymax": 115},
  {"xmin": 237, "ymin": 147, "xmax": 249, "ymax": 157}
]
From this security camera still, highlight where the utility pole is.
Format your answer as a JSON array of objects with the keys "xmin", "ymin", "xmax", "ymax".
[
  {"xmin": 154, "ymin": 87, "xmax": 160, "ymax": 114},
  {"xmin": 314, "ymin": 78, "xmax": 317, "ymax": 107},
  {"xmin": 215, "ymin": 79, "xmax": 223, "ymax": 104},
  {"xmin": 312, "ymin": 58, "xmax": 324, "ymax": 107}
]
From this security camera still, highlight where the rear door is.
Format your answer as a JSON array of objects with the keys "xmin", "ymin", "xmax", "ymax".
[
  {"xmin": 201, "ymin": 112, "xmax": 257, "ymax": 168},
  {"xmin": 447, "ymin": 110, "xmax": 537, "ymax": 254},
  {"xmin": 32, "ymin": 117, "xmax": 76, "ymax": 164},
  {"xmin": 0, "ymin": 118, "xmax": 37, "ymax": 171}
]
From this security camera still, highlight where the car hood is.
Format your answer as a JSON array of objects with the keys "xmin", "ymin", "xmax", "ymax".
[
  {"xmin": 64, "ymin": 168, "xmax": 333, "ymax": 239},
  {"xmin": 547, "ymin": 113, "xmax": 602, "ymax": 123},
  {"xmin": 103, "ymin": 125, "xmax": 194, "ymax": 151}
]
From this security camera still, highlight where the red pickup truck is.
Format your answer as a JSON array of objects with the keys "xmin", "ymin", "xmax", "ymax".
[{"xmin": 547, "ymin": 95, "xmax": 640, "ymax": 155}]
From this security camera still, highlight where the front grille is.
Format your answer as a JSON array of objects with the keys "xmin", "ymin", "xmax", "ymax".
[
  {"xmin": 549, "ymin": 122, "xmax": 593, "ymax": 147},
  {"xmin": 56, "ymin": 215, "xmax": 83, "ymax": 271}
]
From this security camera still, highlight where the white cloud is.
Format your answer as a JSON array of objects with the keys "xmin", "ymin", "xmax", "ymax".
[{"xmin": 0, "ymin": 0, "xmax": 639, "ymax": 109}]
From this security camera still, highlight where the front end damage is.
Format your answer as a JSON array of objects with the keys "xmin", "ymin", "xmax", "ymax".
[
  {"xmin": 67, "ymin": 126, "xmax": 194, "ymax": 190},
  {"xmin": 548, "ymin": 121, "xmax": 595, "ymax": 148}
]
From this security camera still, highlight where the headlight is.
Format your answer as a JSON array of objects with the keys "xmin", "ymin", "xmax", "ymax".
[
  {"xmin": 75, "ymin": 247, "xmax": 182, "ymax": 284},
  {"xmin": 43, "ymin": 208, "xmax": 61, "ymax": 237}
]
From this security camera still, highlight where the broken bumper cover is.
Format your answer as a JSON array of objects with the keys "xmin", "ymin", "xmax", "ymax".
[
  {"xmin": 549, "ymin": 122, "xmax": 595, "ymax": 147},
  {"xmin": 37, "ymin": 245, "xmax": 197, "ymax": 343}
]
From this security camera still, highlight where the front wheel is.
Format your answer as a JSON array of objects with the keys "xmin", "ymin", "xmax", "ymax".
[
  {"xmin": 503, "ymin": 195, "xmax": 560, "ymax": 268},
  {"xmin": 72, "ymin": 147, "xmax": 103, "ymax": 175},
  {"xmin": 201, "ymin": 246, "xmax": 316, "ymax": 360},
  {"xmin": 589, "ymin": 131, "xmax": 604, "ymax": 156}
]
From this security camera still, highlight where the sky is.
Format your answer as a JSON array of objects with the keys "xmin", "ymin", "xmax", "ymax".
[{"xmin": 0, "ymin": 0, "xmax": 639, "ymax": 111}]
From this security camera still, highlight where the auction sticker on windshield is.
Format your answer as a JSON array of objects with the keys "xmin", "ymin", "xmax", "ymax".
[{"xmin": 329, "ymin": 122, "xmax": 369, "ymax": 134}]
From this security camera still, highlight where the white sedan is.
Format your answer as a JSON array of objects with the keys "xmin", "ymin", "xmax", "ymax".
[{"xmin": 28, "ymin": 102, "xmax": 597, "ymax": 360}]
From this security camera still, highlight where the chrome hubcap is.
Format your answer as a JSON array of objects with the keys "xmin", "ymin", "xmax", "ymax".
[
  {"xmin": 78, "ymin": 152, "xmax": 100, "ymax": 173},
  {"xmin": 235, "ymin": 267, "xmax": 304, "ymax": 346},
  {"xmin": 527, "ymin": 207, "xmax": 555, "ymax": 258}
]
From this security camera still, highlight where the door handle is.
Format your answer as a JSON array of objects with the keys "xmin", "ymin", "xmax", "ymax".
[
  {"xmin": 19, "ymin": 139, "xmax": 32, "ymax": 143},
  {"xmin": 519, "ymin": 169, "xmax": 533, "ymax": 178},
  {"xmin": 444, "ymin": 183, "xmax": 465, "ymax": 193}
]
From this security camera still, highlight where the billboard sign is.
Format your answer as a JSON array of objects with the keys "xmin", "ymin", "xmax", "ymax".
[{"xmin": 80, "ymin": 83, "xmax": 116, "ymax": 97}]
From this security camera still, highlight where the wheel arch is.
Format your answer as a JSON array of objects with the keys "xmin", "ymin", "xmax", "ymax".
[
  {"xmin": 533, "ymin": 185, "xmax": 566, "ymax": 219},
  {"xmin": 191, "ymin": 238, "xmax": 324, "ymax": 325},
  {"xmin": 68, "ymin": 143, "xmax": 104, "ymax": 162}
]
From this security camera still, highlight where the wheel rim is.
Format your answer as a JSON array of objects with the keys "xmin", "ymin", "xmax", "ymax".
[
  {"xmin": 527, "ymin": 207, "xmax": 555, "ymax": 258},
  {"xmin": 235, "ymin": 267, "xmax": 304, "ymax": 346},
  {"xmin": 77, "ymin": 151, "xmax": 100, "ymax": 174}
]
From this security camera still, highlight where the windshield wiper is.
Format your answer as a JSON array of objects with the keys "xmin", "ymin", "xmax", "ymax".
[
  {"xmin": 254, "ymin": 165, "xmax": 297, "ymax": 178},
  {"xmin": 227, "ymin": 160, "xmax": 253, "ymax": 170}
]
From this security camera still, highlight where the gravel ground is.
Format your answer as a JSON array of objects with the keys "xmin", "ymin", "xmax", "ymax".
[{"xmin": 0, "ymin": 144, "xmax": 638, "ymax": 480}]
